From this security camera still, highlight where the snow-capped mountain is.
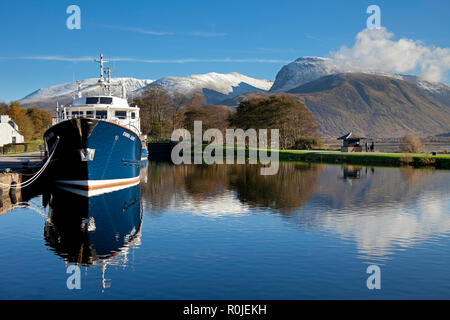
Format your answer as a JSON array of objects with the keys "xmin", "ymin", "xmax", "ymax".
[
  {"xmin": 398, "ymin": 75, "xmax": 450, "ymax": 106},
  {"xmin": 20, "ymin": 72, "xmax": 273, "ymax": 108},
  {"xmin": 150, "ymin": 72, "xmax": 273, "ymax": 104},
  {"xmin": 270, "ymin": 56, "xmax": 450, "ymax": 104},
  {"xmin": 270, "ymin": 57, "xmax": 342, "ymax": 92},
  {"xmin": 21, "ymin": 77, "xmax": 154, "ymax": 103}
]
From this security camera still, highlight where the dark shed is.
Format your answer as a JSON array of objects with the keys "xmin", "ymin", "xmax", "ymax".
[{"xmin": 337, "ymin": 132, "xmax": 366, "ymax": 152}]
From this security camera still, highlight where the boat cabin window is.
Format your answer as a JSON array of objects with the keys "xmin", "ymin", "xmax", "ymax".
[
  {"xmin": 86, "ymin": 97, "xmax": 113, "ymax": 105},
  {"xmin": 96, "ymin": 111, "xmax": 107, "ymax": 119},
  {"xmin": 131, "ymin": 112, "xmax": 136, "ymax": 119},
  {"xmin": 115, "ymin": 111, "xmax": 127, "ymax": 119},
  {"xmin": 72, "ymin": 111, "xmax": 82, "ymax": 117},
  {"xmin": 100, "ymin": 97, "xmax": 113, "ymax": 104},
  {"xmin": 86, "ymin": 97, "xmax": 99, "ymax": 104},
  {"xmin": 86, "ymin": 111, "xmax": 94, "ymax": 118}
]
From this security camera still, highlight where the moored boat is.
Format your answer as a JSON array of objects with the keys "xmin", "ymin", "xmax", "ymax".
[{"xmin": 44, "ymin": 54, "xmax": 144, "ymax": 196}]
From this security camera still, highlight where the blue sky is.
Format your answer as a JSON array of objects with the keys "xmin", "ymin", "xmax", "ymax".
[{"xmin": 0, "ymin": 0, "xmax": 449, "ymax": 102}]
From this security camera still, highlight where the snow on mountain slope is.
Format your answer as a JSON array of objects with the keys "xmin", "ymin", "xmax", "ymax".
[
  {"xmin": 21, "ymin": 77, "xmax": 154, "ymax": 103},
  {"xmin": 271, "ymin": 56, "xmax": 450, "ymax": 104},
  {"xmin": 151, "ymin": 72, "xmax": 273, "ymax": 104},
  {"xmin": 20, "ymin": 72, "xmax": 272, "ymax": 107},
  {"xmin": 270, "ymin": 57, "xmax": 342, "ymax": 92}
]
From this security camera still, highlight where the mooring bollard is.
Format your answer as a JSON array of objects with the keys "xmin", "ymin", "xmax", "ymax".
[{"xmin": 9, "ymin": 181, "xmax": 17, "ymax": 204}]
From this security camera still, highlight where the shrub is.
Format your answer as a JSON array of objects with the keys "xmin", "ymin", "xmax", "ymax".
[
  {"xmin": 292, "ymin": 137, "xmax": 323, "ymax": 150},
  {"xmin": 400, "ymin": 133, "xmax": 424, "ymax": 153}
]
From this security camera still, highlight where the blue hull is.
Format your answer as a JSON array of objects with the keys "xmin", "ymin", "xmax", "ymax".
[
  {"xmin": 44, "ymin": 184, "xmax": 142, "ymax": 265},
  {"xmin": 44, "ymin": 118, "xmax": 142, "ymax": 193}
]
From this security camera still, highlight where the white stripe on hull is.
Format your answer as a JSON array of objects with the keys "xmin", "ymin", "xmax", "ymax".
[
  {"xmin": 55, "ymin": 176, "xmax": 140, "ymax": 187},
  {"xmin": 57, "ymin": 181, "xmax": 140, "ymax": 197},
  {"xmin": 55, "ymin": 176, "xmax": 140, "ymax": 197}
]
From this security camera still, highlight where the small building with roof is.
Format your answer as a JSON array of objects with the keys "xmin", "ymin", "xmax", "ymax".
[
  {"xmin": 337, "ymin": 131, "xmax": 366, "ymax": 152},
  {"xmin": 0, "ymin": 115, "xmax": 24, "ymax": 147}
]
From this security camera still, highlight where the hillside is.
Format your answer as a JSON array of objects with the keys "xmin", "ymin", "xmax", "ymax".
[
  {"xmin": 222, "ymin": 73, "xmax": 450, "ymax": 138},
  {"xmin": 287, "ymin": 73, "xmax": 450, "ymax": 138},
  {"xmin": 270, "ymin": 56, "xmax": 450, "ymax": 106},
  {"xmin": 270, "ymin": 57, "xmax": 341, "ymax": 92}
]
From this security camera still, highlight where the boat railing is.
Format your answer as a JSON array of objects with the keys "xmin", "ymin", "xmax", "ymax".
[{"xmin": 54, "ymin": 113, "xmax": 141, "ymax": 135}]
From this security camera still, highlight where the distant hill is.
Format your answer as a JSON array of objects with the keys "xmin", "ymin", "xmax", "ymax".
[
  {"xmin": 270, "ymin": 56, "xmax": 450, "ymax": 108},
  {"xmin": 222, "ymin": 73, "xmax": 450, "ymax": 138},
  {"xmin": 15, "ymin": 57, "xmax": 449, "ymax": 139},
  {"xmin": 18, "ymin": 72, "xmax": 273, "ymax": 110},
  {"xmin": 19, "ymin": 77, "xmax": 153, "ymax": 110},
  {"xmin": 288, "ymin": 73, "xmax": 450, "ymax": 138},
  {"xmin": 149, "ymin": 72, "xmax": 273, "ymax": 104},
  {"xmin": 270, "ymin": 57, "xmax": 340, "ymax": 92}
]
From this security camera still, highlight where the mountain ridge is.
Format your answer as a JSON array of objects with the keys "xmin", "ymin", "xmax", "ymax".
[
  {"xmin": 270, "ymin": 56, "xmax": 450, "ymax": 104},
  {"xmin": 289, "ymin": 73, "xmax": 450, "ymax": 137},
  {"xmin": 18, "ymin": 72, "xmax": 273, "ymax": 109},
  {"xmin": 220, "ymin": 73, "xmax": 450, "ymax": 138}
]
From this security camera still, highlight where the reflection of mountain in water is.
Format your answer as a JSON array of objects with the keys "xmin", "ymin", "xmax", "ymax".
[{"xmin": 43, "ymin": 185, "xmax": 142, "ymax": 266}]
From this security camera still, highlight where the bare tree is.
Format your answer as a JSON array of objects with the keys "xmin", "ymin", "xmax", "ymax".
[
  {"xmin": 172, "ymin": 92, "xmax": 188, "ymax": 131},
  {"xmin": 133, "ymin": 84, "xmax": 174, "ymax": 137}
]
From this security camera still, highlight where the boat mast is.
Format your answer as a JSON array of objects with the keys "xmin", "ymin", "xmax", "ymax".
[
  {"xmin": 106, "ymin": 67, "xmax": 112, "ymax": 96},
  {"xmin": 76, "ymin": 80, "xmax": 82, "ymax": 98},
  {"xmin": 94, "ymin": 53, "xmax": 113, "ymax": 95},
  {"xmin": 94, "ymin": 53, "xmax": 106, "ymax": 83}
]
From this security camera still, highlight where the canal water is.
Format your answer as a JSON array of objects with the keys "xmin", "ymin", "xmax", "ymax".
[{"xmin": 0, "ymin": 162, "xmax": 449, "ymax": 299}]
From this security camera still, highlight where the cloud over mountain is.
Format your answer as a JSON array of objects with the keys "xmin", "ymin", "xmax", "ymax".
[{"xmin": 331, "ymin": 27, "xmax": 450, "ymax": 83}]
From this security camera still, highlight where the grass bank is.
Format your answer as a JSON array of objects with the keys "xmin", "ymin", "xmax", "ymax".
[
  {"xmin": 277, "ymin": 150, "xmax": 450, "ymax": 169},
  {"xmin": 157, "ymin": 142, "xmax": 450, "ymax": 169},
  {"xmin": 0, "ymin": 141, "xmax": 43, "ymax": 155}
]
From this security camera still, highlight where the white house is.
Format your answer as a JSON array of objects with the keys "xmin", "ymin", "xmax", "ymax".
[{"xmin": 0, "ymin": 115, "xmax": 24, "ymax": 147}]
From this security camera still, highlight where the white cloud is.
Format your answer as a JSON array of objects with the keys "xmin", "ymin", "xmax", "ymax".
[
  {"xmin": 330, "ymin": 27, "xmax": 450, "ymax": 82},
  {"xmin": 102, "ymin": 25, "xmax": 174, "ymax": 36},
  {"xmin": 319, "ymin": 194, "xmax": 450, "ymax": 261},
  {"xmin": 21, "ymin": 55, "xmax": 94, "ymax": 62},
  {"xmin": 102, "ymin": 25, "xmax": 226, "ymax": 37}
]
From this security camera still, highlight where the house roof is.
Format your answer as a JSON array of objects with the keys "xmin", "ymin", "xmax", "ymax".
[{"xmin": 337, "ymin": 131, "xmax": 366, "ymax": 140}]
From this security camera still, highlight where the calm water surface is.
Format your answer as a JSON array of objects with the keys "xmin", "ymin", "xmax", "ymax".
[{"xmin": 1, "ymin": 162, "xmax": 450, "ymax": 299}]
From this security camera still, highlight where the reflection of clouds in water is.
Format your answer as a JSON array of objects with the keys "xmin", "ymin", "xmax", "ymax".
[
  {"xmin": 319, "ymin": 192, "xmax": 450, "ymax": 262},
  {"xmin": 171, "ymin": 191, "xmax": 250, "ymax": 218}
]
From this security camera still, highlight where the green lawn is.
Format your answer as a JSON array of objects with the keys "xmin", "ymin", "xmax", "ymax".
[
  {"xmin": 276, "ymin": 149, "xmax": 450, "ymax": 169},
  {"xmin": 191, "ymin": 144, "xmax": 450, "ymax": 169},
  {"xmin": 1, "ymin": 141, "xmax": 43, "ymax": 155}
]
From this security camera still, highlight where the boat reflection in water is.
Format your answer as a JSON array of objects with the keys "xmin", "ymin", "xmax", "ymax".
[{"xmin": 43, "ymin": 184, "xmax": 142, "ymax": 289}]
